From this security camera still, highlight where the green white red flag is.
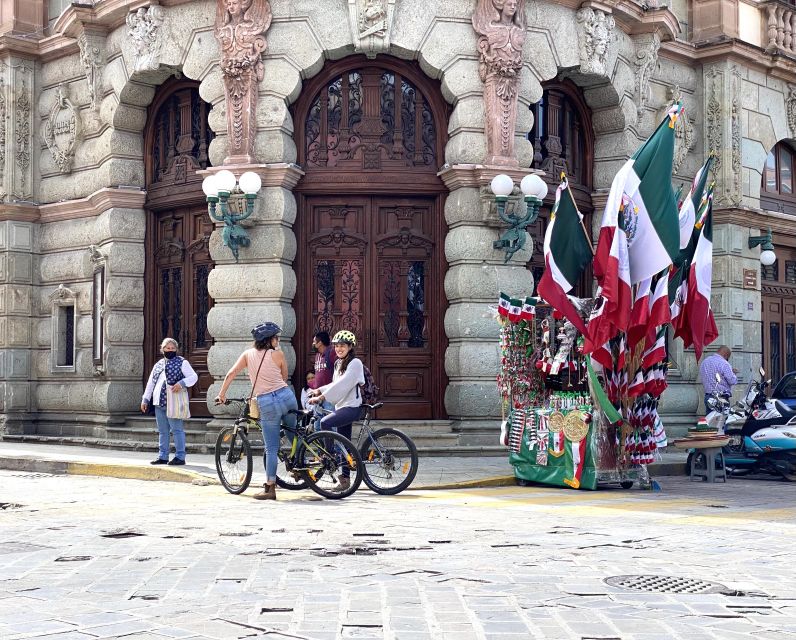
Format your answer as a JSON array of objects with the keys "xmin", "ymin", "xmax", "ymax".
[
  {"xmin": 537, "ymin": 177, "xmax": 592, "ymax": 337},
  {"xmin": 498, "ymin": 292, "xmax": 510, "ymax": 318}
]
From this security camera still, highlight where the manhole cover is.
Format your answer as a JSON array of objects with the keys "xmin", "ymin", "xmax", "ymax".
[{"xmin": 605, "ymin": 575, "xmax": 730, "ymax": 594}]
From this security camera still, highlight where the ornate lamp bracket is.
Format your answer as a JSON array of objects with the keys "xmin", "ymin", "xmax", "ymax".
[{"xmin": 202, "ymin": 170, "xmax": 262, "ymax": 262}]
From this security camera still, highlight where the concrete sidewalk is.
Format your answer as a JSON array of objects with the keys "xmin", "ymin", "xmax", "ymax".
[{"xmin": 0, "ymin": 440, "xmax": 687, "ymax": 490}]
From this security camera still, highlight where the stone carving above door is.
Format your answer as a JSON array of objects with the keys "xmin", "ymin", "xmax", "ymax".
[
  {"xmin": 633, "ymin": 32, "xmax": 659, "ymax": 119},
  {"xmin": 214, "ymin": 0, "xmax": 272, "ymax": 164},
  {"xmin": 78, "ymin": 29, "xmax": 105, "ymax": 112},
  {"xmin": 662, "ymin": 85, "xmax": 694, "ymax": 174},
  {"xmin": 472, "ymin": 0, "xmax": 527, "ymax": 167},
  {"xmin": 576, "ymin": 6, "xmax": 614, "ymax": 76},
  {"xmin": 348, "ymin": 0, "xmax": 395, "ymax": 59},
  {"xmin": 127, "ymin": 2, "xmax": 166, "ymax": 72},
  {"xmin": 43, "ymin": 85, "xmax": 81, "ymax": 174}
]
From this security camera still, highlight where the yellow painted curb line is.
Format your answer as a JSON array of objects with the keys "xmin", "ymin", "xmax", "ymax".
[
  {"xmin": 65, "ymin": 461, "xmax": 219, "ymax": 485},
  {"xmin": 416, "ymin": 475, "xmax": 517, "ymax": 491}
]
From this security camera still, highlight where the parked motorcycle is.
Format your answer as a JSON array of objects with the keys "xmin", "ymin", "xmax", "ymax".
[{"xmin": 722, "ymin": 368, "xmax": 796, "ymax": 481}]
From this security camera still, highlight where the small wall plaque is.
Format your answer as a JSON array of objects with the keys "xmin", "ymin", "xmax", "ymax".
[{"xmin": 743, "ymin": 268, "xmax": 757, "ymax": 289}]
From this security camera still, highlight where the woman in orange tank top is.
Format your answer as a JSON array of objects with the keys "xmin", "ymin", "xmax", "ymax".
[{"xmin": 216, "ymin": 322, "xmax": 298, "ymax": 500}]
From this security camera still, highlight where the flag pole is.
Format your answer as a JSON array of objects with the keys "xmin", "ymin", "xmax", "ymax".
[{"xmin": 563, "ymin": 173, "xmax": 596, "ymax": 257}]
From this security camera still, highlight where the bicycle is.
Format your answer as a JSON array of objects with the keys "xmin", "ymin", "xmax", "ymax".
[
  {"xmin": 214, "ymin": 399, "xmax": 363, "ymax": 499},
  {"xmin": 354, "ymin": 402, "xmax": 419, "ymax": 495}
]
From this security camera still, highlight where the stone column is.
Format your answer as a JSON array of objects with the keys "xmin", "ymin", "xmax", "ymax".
[
  {"xmin": 0, "ymin": 217, "xmax": 35, "ymax": 435},
  {"xmin": 204, "ymin": 164, "xmax": 304, "ymax": 426},
  {"xmin": 439, "ymin": 166, "xmax": 536, "ymax": 441}
]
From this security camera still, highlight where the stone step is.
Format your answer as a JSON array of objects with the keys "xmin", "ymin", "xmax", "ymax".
[{"xmin": 0, "ymin": 433, "xmax": 507, "ymax": 457}]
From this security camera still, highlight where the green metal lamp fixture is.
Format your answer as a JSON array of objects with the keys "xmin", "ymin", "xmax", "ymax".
[
  {"xmin": 748, "ymin": 227, "xmax": 776, "ymax": 267},
  {"xmin": 489, "ymin": 173, "xmax": 549, "ymax": 263},
  {"xmin": 202, "ymin": 169, "xmax": 262, "ymax": 262}
]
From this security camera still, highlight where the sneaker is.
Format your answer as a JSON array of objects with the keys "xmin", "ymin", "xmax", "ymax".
[
  {"xmin": 167, "ymin": 458, "xmax": 186, "ymax": 466},
  {"xmin": 150, "ymin": 458, "xmax": 168, "ymax": 465},
  {"xmin": 336, "ymin": 476, "xmax": 351, "ymax": 492}
]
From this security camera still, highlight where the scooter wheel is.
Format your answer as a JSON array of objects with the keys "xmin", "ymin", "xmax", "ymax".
[
  {"xmin": 620, "ymin": 480, "xmax": 633, "ymax": 489},
  {"xmin": 515, "ymin": 477, "xmax": 534, "ymax": 487}
]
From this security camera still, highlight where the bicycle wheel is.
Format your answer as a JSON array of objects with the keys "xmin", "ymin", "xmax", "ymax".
[
  {"xmin": 300, "ymin": 431, "xmax": 363, "ymax": 499},
  {"xmin": 275, "ymin": 430, "xmax": 309, "ymax": 490},
  {"xmin": 360, "ymin": 427, "xmax": 418, "ymax": 495},
  {"xmin": 215, "ymin": 426, "xmax": 253, "ymax": 494}
]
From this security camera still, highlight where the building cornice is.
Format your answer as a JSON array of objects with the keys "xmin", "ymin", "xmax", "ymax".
[
  {"xmin": 437, "ymin": 164, "xmax": 544, "ymax": 191},
  {"xmin": 198, "ymin": 164, "xmax": 307, "ymax": 191},
  {"xmin": 0, "ymin": 187, "xmax": 147, "ymax": 224},
  {"xmin": 714, "ymin": 207, "xmax": 796, "ymax": 248}
]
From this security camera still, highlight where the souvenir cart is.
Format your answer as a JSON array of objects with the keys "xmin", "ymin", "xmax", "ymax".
[{"xmin": 497, "ymin": 294, "xmax": 666, "ymax": 490}]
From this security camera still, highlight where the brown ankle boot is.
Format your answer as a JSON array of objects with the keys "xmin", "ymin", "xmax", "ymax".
[{"xmin": 253, "ymin": 483, "xmax": 276, "ymax": 500}]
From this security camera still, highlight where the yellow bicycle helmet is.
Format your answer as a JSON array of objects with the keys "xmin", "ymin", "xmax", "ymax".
[{"xmin": 332, "ymin": 330, "xmax": 357, "ymax": 346}]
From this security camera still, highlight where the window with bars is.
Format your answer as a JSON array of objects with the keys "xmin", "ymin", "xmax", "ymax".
[
  {"xmin": 786, "ymin": 261, "xmax": 796, "ymax": 285},
  {"xmin": 762, "ymin": 260, "xmax": 779, "ymax": 281},
  {"xmin": 761, "ymin": 142, "xmax": 796, "ymax": 214}
]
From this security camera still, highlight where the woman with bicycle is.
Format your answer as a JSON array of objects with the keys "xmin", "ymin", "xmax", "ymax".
[
  {"xmin": 307, "ymin": 329, "xmax": 364, "ymax": 492},
  {"xmin": 215, "ymin": 322, "xmax": 297, "ymax": 501}
]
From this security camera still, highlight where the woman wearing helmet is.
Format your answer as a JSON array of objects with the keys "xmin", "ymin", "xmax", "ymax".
[
  {"xmin": 216, "ymin": 322, "xmax": 297, "ymax": 500},
  {"xmin": 307, "ymin": 329, "xmax": 364, "ymax": 492}
]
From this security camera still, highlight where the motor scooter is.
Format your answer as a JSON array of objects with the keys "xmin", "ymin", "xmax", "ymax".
[{"xmin": 722, "ymin": 367, "xmax": 796, "ymax": 481}]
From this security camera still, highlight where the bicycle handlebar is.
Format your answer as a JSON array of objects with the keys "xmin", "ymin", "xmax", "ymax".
[{"xmin": 214, "ymin": 398, "xmax": 247, "ymax": 405}]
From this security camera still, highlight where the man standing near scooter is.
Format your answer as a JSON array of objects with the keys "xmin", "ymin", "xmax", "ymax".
[{"xmin": 700, "ymin": 345, "xmax": 738, "ymax": 413}]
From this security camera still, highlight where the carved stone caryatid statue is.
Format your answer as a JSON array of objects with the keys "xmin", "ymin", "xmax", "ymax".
[
  {"xmin": 348, "ymin": 0, "xmax": 395, "ymax": 58},
  {"xmin": 472, "ymin": 0, "xmax": 527, "ymax": 167},
  {"xmin": 127, "ymin": 3, "xmax": 166, "ymax": 72},
  {"xmin": 215, "ymin": 0, "xmax": 272, "ymax": 164},
  {"xmin": 576, "ymin": 6, "xmax": 614, "ymax": 76}
]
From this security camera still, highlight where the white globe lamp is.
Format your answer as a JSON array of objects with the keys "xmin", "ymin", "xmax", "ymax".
[
  {"xmin": 201, "ymin": 175, "xmax": 219, "ymax": 198},
  {"xmin": 520, "ymin": 174, "xmax": 548, "ymax": 201},
  {"xmin": 215, "ymin": 169, "xmax": 237, "ymax": 194},
  {"xmin": 238, "ymin": 171, "xmax": 262, "ymax": 196},
  {"xmin": 490, "ymin": 174, "xmax": 514, "ymax": 199},
  {"xmin": 760, "ymin": 249, "xmax": 776, "ymax": 267}
]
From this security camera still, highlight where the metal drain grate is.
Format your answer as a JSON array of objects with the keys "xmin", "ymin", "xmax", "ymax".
[{"xmin": 605, "ymin": 575, "xmax": 729, "ymax": 594}]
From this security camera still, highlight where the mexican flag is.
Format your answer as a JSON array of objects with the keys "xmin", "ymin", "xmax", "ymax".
[
  {"xmin": 521, "ymin": 297, "xmax": 536, "ymax": 320},
  {"xmin": 645, "ymin": 269, "xmax": 671, "ymax": 344},
  {"xmin": 682, "ymin": 193, "xmax": 719, "ymax": 359},
  {"xmin": 621, "ymin": 105, "xmax": 682, "ymax": 284},
  {"xmin": 498, "ymin": 292, "xmax": 510, "ymax": 317},
  {"xmin": 537, "ymin": 178, "xmax": 592, "ymax": 337},
  {"xmin": 508, "ymin": 298, "xmax": 523, "ymax": 323},
  {"xmin": 677, "ymin": 155, "xmax": 714, "ymax": 250}
]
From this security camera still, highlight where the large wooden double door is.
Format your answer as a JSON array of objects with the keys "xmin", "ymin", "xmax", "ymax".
[
  {"xmin": 298, "ymin": 195, "xmax": 444, "ymax": 419},
  {"xmin": 762, "ymin": 246, "xmax": 796, "ymax": 383}
]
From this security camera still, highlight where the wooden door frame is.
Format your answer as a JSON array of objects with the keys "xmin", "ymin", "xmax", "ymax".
[{"xmin": 291, "ymin": 55, "xmax": 450, "ymax": 418}]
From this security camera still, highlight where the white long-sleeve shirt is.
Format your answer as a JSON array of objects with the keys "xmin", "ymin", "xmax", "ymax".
[
  {"xmin": 318, "ymin": 358, "xmax": 365, "ymax": 410},
  {"xmin": 142, "ymin": 358, "xmax": 199, "ymax": 406}
]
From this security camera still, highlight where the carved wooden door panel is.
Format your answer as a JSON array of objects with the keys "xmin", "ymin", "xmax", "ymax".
[
  {"xmin": 371, "ymin": 198, "xmax": 435, "ymax": 419},
  {"xmin": 302, "ymin": 196, "xmax": 437, "ymax": 419},
  {"xmin": 148, "ymin": 207, "xmax": 214, "ymax": 417}
]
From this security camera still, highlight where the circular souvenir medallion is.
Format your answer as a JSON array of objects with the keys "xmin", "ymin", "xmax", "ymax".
[
  {"xmin": 563, "ymin": 410, "xmax": 589, "ymax": 442},
  {"xmin": 548, "ymin": 411, "xmax": 565, "ymax": 433}
]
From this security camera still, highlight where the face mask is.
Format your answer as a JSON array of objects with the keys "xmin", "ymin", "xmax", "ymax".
[
  {"xmin": 311, "ymin": 345, "xmax": 318, "ymax": 353},
  {"xmin": 164, "ymin": 351, "xmax": 177, "ymax": 359}
]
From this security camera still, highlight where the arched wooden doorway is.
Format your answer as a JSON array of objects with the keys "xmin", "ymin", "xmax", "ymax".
[
  {"xmin": 528, "ymin": 79, "xmax": 595, "ymax": 296},
  {"xmin": 143, "ymin": 79, "xmax": 216, "ymax": 416},
  {"xmin": 292, "ymin": 56, "xmax": 450, "ymax": 420}
]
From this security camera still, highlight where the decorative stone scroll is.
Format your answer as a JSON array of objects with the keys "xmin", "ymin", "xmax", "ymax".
[
  {"xmin": 348, "ymin": 0, "xmax": 395, "ymax": 59},
  {"xmin": 472, "ymin": 0, "xmax": 527, "ymax": 167},
  {"xmin": 43, "ymin": 85, "xmax": 81, "ymax": 174},
  {"xmin": 664, "ymin": 86, "xmax": 694, "ymax": 174},
  {"xmin": 787, "ymin": 84, "xmax": 796, "ymax": 138},
  {"xmin": 126, "ymin": 3, "xmax": 166, "ymax": 72},
  {"xmin": 576, "ymin": 6, "xmax": 614, "ymax": 76},
  {"xmin": 78, "ymin": 30, "xmax": 105, "ymax": 112},
  {"xmin": 633, "ymin": 32, "xmax": 659, "ymax": 119},
  {"xmin": 215, "ymin": 0, "xmax": 272, "ymax": 164}
]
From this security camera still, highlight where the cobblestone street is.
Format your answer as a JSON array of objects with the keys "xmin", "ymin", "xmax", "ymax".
[{"xmin": 2, "ymin": 471, "xmax": 796, "ymax": 640}]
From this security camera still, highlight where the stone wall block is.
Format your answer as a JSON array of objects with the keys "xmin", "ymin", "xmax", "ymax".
[
  {"xmin": 106, "ymin": 242, "xmax": 146, "ymax": 277},
  {"xmin": 3, "ymin": 317, "xmax": 31, "ymax": 347},
  {"xmin": 444, "ymin": 187, "xmax": 483, "ymax": 227},
  {"xmin": 447, "ymin": 97, "xmax": 484, "ymax": 137},
  {"xmin": 103, "ymin": 311, "xmax": 145, "ymax": 344},
  {"xmin": 445, "ymin": 343, "xmax": 499, "ymax": 378},
  {"xmin": 260, "ymin": 59, "xmax": 303, "ymax": 105},
  {"xmin": 207, "ymin": 264, "xmax": 296, "ymax": 301},
  {"xmin": 444, "ymin": 381, "xmax": 499, "ymax": 419},
  {"xmin": 0, "ymin": 382, "xmax": 30, "ymax": 412},
  {"xmin": 253, "ymin": 188, "xmax": 297, "ymax": 225},
  {"xmin": 440, "ymin": 58, "xmax": 482, "ymax": 106},
  {"xmin": 253, "ymin": 130, "xmax": 298, "ymax": 164},
  {"xmin": 0, "ymin": 349, "xmax": 30, "ymax": 379},
  {"xmin": 208, "ymin": 135, "xmax": 228, "ymax": 168},
  {"xmin": 160, "ymin": 5, "xmax": 216, "ymax": 67},
  {"xmin": 445, "ymin": 225, "xmax": 533, "ymax": 266},
  {"xmin": 2, "ymin": 253, "xmax": 33, "ymax": 284},
  {"xmin": 444, "ymin": 303, "xmax": 500, "ymax": 340},
  {"xmin": 742, "ymin": 138, "xmax": 767, "ymax": 172},
  {"xmin": 747, "ymin": 111, "xmax": 776, "ymax": 155},
  {"xmin": 418, "ymin": 21, "xmax": 477, "ymax": 81},
  {"xmin": 97, "ymin": 208, "xmax": 147, "ymax": 243},
  {"xmin": 2, "ymin": 222, "xmax": 34, "ymax": 251},
  {"xmin": 207, "ymin": 303, "xmax": 296, "ymax": 340},
  {"xmin": 0, "ymin": 285, "xmax": 32, "ymax": 315},
  {"xmin": 39, "ymin": 252, "xmax": 88, "ymax": 284},
  {"xmin": 76, "ymin": 315, "xmax": 93, "ymax": 347},
  {"xmin": 39, "ymin": 283, "xmax": 91, "ymax": 315},
  {"xmin": 757, "ymin": 85, "xmax": 787, "ymax": 142},
  {"xmin": 40, "ymin": 54, "xmax": 83, "ymax": 89},
  {"xmin": 104, "ymin": 346, "xmax": 144, "ymax": 378},
  {"xmin": 39, "ymin": 218, "xmax": 94, "ymax": 253},
  {"xmin": 445, "ymin": 264, "xmax": 533, "ymax": 304},
  {"xmin": 197, "ymin": 68, "xmax": 225, "ymax": 111},
  {"xmin": 267, "ymin": 21, "xmax": 324, "ymax": 75},
  {"xmin": 255, "ymin": 95, "xmax": 295, "ymax": 134},
  {"xmin": 730, "ymin": 289, "xmax": 744, "ymax": 318},
  {"xmin": 207, "ymin": 341, "xmax": 296, "ymax": 378},
  {"xmin": 741, "ymin": 79, "xmax": 759, "ymax": 111},
  {"xmin": 711, "ymin": 291, "xmax": 727, "ymax": 317},
  {"xmin": 36, "ymin": 318, "xmax": 50, "ymax": 348},
  {"xmin": 524, "ymin": 32, "xmax": 559, "ymax": 82},
  {"xmin": 445, "ymin": 132, "xmax": 488, "ymax": 166},
  {"xmin": 104, "ymin": 277, "xmax": 145, "ymax": 310},
  {"xmin": 109, "ymin": 102, "xmax": 148, "ymax": 134},
  {"xmin": 712, "ymin": 260, "xmax": 728, "ymax": 286},
  {"xmin": 208, "ymin": 224, "xmax": 296, "ymax": 263}
]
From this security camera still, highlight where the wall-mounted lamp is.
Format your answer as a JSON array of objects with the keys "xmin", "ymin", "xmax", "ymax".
[
  {"xmin": 489, "ymin": 173, "xmax": 549, "ymax": 263},
  {"xmin": 748, "ymin": 227, "xmax": 776, "ymax": 267},
  {"xmin": 202, "ymin": 169, "xmax": 262, "ymax": 262}
]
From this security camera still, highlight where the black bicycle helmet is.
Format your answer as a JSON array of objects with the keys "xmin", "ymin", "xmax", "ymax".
[{"xmin": 251, "ymin": 322, "xmax": 281, "ymax": 341}]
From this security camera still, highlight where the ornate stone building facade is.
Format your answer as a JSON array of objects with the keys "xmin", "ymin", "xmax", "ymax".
[{"xmin": 0, "ymin": 0, "xmax": 792, "ymax": 447}]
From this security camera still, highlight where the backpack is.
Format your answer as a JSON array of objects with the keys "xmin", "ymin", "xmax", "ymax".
[{"xmin": 357, "ymin": 364, "xmax": 380, "ymax": 405}]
